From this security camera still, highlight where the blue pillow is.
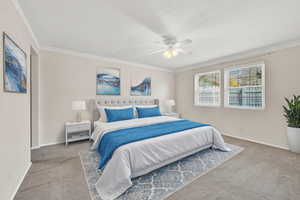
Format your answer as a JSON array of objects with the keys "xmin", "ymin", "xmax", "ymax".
[
  {"xmin": 104, "ymin": 108, "xmax": 134, "ymax": 122},
  {"xmin": 136, "ymin": 106, "xmax": 162, "ymax": 118}
]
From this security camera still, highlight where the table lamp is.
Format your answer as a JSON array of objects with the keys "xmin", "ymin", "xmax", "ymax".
[
  {"xmin": 72, "ymin": 100, "xmax": 86, "ymax": 122},
  {"xmin": 166, "ymin": 99, "xmax": 175, "ymax": 113}
]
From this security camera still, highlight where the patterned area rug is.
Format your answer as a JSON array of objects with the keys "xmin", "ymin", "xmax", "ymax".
[{"xmin": 79, "ymin": 144, "xmax": 243, "ymax": 200}]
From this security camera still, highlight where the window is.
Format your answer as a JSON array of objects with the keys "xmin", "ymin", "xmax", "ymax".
[
  {"xmin": 194, "ymin": 70, "xmax": 221, "ymax": 106},
  {"xmin": 224, "ymin": 62, "xmax": 265, "ymax": 109}
]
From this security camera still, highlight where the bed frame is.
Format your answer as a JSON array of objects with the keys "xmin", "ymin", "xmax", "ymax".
[{"xmin": 93, "ymin": 97, "xmax": 159, "ymax": 122}]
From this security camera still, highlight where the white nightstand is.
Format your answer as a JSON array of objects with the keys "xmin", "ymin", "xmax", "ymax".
[
  {"xmin": 65, "ymin": 120, "xmax": 91, "ymax": 146},
  {"xmin": 164, "ymin": 112, "xmax": 180, "ymax": 118}
]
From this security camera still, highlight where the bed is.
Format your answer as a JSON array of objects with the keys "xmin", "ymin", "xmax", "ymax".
[{"xmin": 90, "ymin": 98, "xmax": 230, "ymax": 200}]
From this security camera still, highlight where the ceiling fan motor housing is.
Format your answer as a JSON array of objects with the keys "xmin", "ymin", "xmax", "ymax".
[{"xmin": 162, "ymin": 35, "xmax": 178, "ymax": 47}]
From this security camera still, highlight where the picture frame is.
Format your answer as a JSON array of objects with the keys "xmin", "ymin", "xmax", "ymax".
[
  {"xmin": 3, "ymin": 32, "xmax": 27, "ymax": 93},
  {"xmin": 130, "ymin": 76, "xmax": 151, "ymax": 96},
  {"xmin": 96, "ymin": 67, "xmax": 120, "ymax": 95}
]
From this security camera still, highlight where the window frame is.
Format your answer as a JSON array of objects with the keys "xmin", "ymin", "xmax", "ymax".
[
  {"xmin": 224, "ymin": 62, "xmax": 266, "ymax": 110},
  {"xmin": 194, "ymin": 70, "xmax": 221, "ymax": 107}
]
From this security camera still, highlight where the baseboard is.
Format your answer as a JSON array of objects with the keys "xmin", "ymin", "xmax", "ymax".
[
  {"xmin": 30, "ymin": 146, "xmax": 40, "ymax": 150},
  {"xmin": 223, "ymin": 133, "xmax": 289, "ymax": 150},
  {"xmin": 11, "ymin": 161, "xmax": 32, "ymax": 200},
  {"xmin": 40, "ymin": 140, "xmax": 65, "ymax": 147}
]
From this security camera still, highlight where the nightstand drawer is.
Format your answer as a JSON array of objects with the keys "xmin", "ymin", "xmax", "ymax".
[{"xmin": 67, "ymin": 124, "xmax": 90, "ymax": 133}]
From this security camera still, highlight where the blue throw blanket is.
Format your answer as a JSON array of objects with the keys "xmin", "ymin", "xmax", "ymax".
[{"xmin": 98, "ymin": 120, "xmax": 210, "ymax": 169}]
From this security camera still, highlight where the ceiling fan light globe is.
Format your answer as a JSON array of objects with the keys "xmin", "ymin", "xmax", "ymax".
[
  {"xmin": 163, "ymin": 50, "xmax": 172, "ymax": 59},
  {"xmin": 171, "ymin": 49, "xmax": 178, "ymax": 57}
]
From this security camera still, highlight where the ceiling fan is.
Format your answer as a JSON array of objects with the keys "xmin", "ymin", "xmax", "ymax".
[{"xmin": 149, "ymin": 35, "xmax": 192, "ymax": 59}]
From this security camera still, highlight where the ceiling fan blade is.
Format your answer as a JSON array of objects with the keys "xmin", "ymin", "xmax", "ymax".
[
  {"xmin": 113, "ymin": 42, "xmax": 166, "ymax": 55},
  {"xmin": 146, "ymin": 49, "xmax": 166, "ymax": 55},
  {"xmin": 177, "ymin": 39, "xmax": 192, "ymax": 46},
  {"xmin": 174, "ymin": 48, "xmax": 192, "ymax": 55}
]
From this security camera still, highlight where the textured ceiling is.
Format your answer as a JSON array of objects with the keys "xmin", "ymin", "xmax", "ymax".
[{"xmin": 18, "ymin": 0, "xmax": 300, "ymax": 69}]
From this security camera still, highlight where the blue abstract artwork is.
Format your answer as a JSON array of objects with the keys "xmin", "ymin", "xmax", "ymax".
[
  {"xmin": 3, "ymin": 33, "xmax": 27, "ymax": 93},
  {"xmin": 96, "ymin": 68, "xmax": 120, "ymax": 95},
  {"xmin": 131, "ymin": 77, "xmax": 151, "ymax": 96}
]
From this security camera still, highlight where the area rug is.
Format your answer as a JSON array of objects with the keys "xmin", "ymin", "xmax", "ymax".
[{"xmin": 79, "ymin": 144, "xmax": 243, "ymax": 200}]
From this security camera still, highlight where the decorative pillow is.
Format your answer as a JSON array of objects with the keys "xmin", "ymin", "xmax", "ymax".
[
  {"xmin": 136, "ymin": 106, "xmax": 162, "ymax": 118},
  {"xmin": 97, "ymin": 106, "xmax": 132, "ymax": 122},
  {"xmin": 104, "ymin": 107, "xmax": 134, "ymax": 122},
  {"xmin": 133, "ymin": 105, "xmax": 157, "ymax": 118}
]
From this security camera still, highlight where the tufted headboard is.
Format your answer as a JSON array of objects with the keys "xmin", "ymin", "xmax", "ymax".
[{"xmin": 92, "ymin": 97, "xmax": 159, "ymax": 122}]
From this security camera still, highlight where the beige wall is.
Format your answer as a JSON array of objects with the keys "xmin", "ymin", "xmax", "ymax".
[
  {"xmin": 0, "ymin": 0, "xmax": 39, "ymax": 199},
  {"xmin": 176, "ymin": 45, "xmax": 300, "ymax": 149},
  {"xmin": 39, "ymin": 50, "xmax": 175, "ymax": 145}
]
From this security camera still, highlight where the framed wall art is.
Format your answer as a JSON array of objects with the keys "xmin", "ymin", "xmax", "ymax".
[{"xmin": 3, "ymin": 32, "xmax": 27, "ymax": 93}]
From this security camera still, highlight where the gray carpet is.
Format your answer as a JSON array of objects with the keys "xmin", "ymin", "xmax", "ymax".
[{"xmin": 80, "ymin": 144, "xmax": 243, "ymax": 200}]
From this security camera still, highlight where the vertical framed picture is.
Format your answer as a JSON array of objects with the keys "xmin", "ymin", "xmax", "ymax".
[
  {"xmin": 3, "ymin": 33, "xmax": 27, "ymax": 93},
  {"xmin": 131, "ymin": 76, "xmax": 151, "ymax": 96},
  {"xmin": 96, "ymin": 67, "xmax": 120, "ymax": 95}
]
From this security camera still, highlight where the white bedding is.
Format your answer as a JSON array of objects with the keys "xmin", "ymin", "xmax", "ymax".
[{"xmin": 91, "ymin": 116, "xmax": 230, "ymax": 200}]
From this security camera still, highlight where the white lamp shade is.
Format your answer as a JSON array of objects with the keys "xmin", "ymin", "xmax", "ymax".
[
  {"xmin": 166, "ymin": 99, "xmax": 175, "ymax": 106},
  {"xmin": 72, "ymin": 101, "xmax": 86, "ymax": 111}
]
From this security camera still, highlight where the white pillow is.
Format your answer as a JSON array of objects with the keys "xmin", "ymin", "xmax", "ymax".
[
  {"xmin": 135, "ymin": 105, "xmax": 158, "ymax": 108},
  {"xmin": 97, "ymin": 105, "xmax": 133, "ymax": 122}
]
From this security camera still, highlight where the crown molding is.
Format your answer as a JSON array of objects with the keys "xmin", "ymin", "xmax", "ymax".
[
  {"xmin": 41, "ymin": 46, "xmax": 174, "ymax": 72},
  {"xmin": 175, "ymin": 38, "xmax": 300, "ymax": 72},
  {"xmin": 11, "ymin": 0, "xmax": 40, "ymax": 49}
]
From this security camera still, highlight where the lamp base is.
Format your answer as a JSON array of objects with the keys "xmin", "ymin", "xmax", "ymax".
[
  {"xmin": 76, "ymin": 111, "xmax": 82, "ymax": 122},
  {"xmin": 168, "ymin": 106, "xmax": 174, "ymax": 113}
]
